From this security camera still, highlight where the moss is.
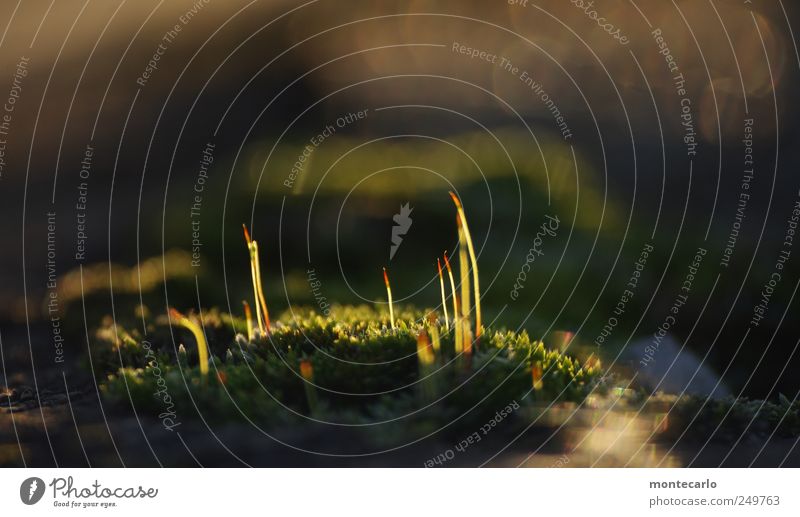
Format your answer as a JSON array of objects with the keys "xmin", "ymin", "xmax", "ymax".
[
  {"xmin": 90, "ymin": 305, "xmax": 800, "ymax": 447},
  {"xmin": 94, "ymin": 305, "xmax": 601, "ymax": 436}
]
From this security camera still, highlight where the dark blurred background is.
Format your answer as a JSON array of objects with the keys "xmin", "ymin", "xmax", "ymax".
[{"xmin": 1, "ymin": 0, "xmax": 800, "ymax": 405}]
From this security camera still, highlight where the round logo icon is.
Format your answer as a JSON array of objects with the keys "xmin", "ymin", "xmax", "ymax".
[{"xmin": 20, "ymin": 477, "xmax": 45, "ymax": 505}]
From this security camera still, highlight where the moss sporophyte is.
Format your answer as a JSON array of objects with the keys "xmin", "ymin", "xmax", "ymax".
[
  {"xmin": 456, "ymin": 214, "xmax": 472, "ymax": 356},
  {"xmin": 168, "ymin": 308, "xmax": 209, "ymax": 376},
  {"xmin": 243, "ymin": 224, "xmax": 271, "ymax": 336},
  {"xmin": 437, "ymin": 257, "xmax": 449, "ymax": 331},
  {"xmin": 449, "ymin": 191, "xmax": 482, "ymax": 340},
  {"xmin": 443, "ymin": 250, "xmax": 459, "ymax": 338},
  {"xmin": 383, "ymin": 267, "xmax": 396, "ymax": 330}
]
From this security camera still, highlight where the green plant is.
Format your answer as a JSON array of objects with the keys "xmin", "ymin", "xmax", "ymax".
[
  {"xmin": 457, "ymin": 214, "xmax": 472, "ymax": 358},
  {"xmin": 450, "ymin": 191, "xmax": 481, "ymax": 339},
  {"xmin": 437, "ymin": 258, "xmax": 449, "ymax": 331},
  {"xmin": 95, "ymin": 305, "xmax": 602, "ymax": 436},
  {"xmin": 443, "ymin": 251, "xmax": 458, "ymax": 318},
  {"xmin": 168, "ymin": 308, "xmax": 209, "ymax": 377},
  {"xmin": 382, "ymin": 267, "xmax": 395, "ymax": 330},
  {"xmin": 243, "ymin": 224, "xmax": 271, "ymax": 336}
]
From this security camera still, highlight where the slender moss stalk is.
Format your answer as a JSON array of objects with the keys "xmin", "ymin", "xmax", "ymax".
[
  {"xmin": 242, "ymin": 300, "xmax": 254, "ymax": 341},
  {"xmin": 243, "ymin": 225, "xmax": 264, "ymax": 335},
  {"xmin": 437, "ymin": 258, "xmax": 449, "ymax": 331},
  {"xmin": 252, "ymin": 240, "xmax": 271, "ymax": 334},
  {"xmin": 169, "ymin": 308, "xmax": 209, "ymax": 376},
  {"xmin": 383, "ymin": 267, "xmax": 396, "ymax": 330},
  {"xmin": 457, "ymin": 215, "xmax": 472, "ymax": 356},
  {"xmin": 443, "ymin": 251, "xmax": 458, "ymax": 332},
  {"xmin": 453, "ymin": 294, "xmax": 462, "ymax": 354},
  {"xmin": 462, "ymin": 317, "xmax": 473, "ymax": 360},
  {"xmin": 299, "ymin": 359, "xmax": 318, "ymax": 414},
  {"xmin": 449, "ymin": 192, "xmax": 482, "ymax": 338},
  {"xmin": 243, "ymin": 224, "xmax": 271, "ymax": 336}
]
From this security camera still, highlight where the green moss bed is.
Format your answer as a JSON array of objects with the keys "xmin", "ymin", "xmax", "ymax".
[
  {"xmin": 90, "ymin": 305, "xmax": 800, "ymax": 447},
  {"xmin": 92, "ymin": 306, "xmax": 602, "ymax": 438}
]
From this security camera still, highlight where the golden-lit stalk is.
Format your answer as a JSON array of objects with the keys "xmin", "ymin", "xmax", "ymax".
[
  {"xmin": 242, "ymin": 300, "xmax": 254, "ymax": 341},
  {"xmin": 457, "ymin": 215, "xmax": 471, "ymax": 356},
  {"xmin": 449, "ymin": 192, "xmax": 482, "ymax": 338},
  {"xmin": 462, "ymin": 317, "xmax": 473, "ymax": 358},
  {"xmin": 169, "ymin": 308, "xmax": 209, "ymax": 376},
  {"xmin": 437, "ymin": 258, "xmax": 449, "ymax": 331},
  {"xmin": 243, "ymin": 224, "xmax": 271, "ymax": 335},
  {"xmin": 383, "ymin": 267, "xmax": 395, "ymax": 330},
  {"xmin": 443, "ymin": 251, "xmax": 458, "ymax": 331},
  {"xmin": 457, "ymin": 215, "xmax": 471, "ymax": 316},
  {"xmin": 252, "ymin": 240, "xmax": 271, "ymax": 334},
  {"xmin": 299, "ymin": 359, "xmax": 318, "ymax": 414},
  {"xmin": 453, "ymin": 294, "xmax": 462, "ymax": 354},
  {"xmin": 243, "ymin": 225, "xmax": 264, "ymax": 335}
]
